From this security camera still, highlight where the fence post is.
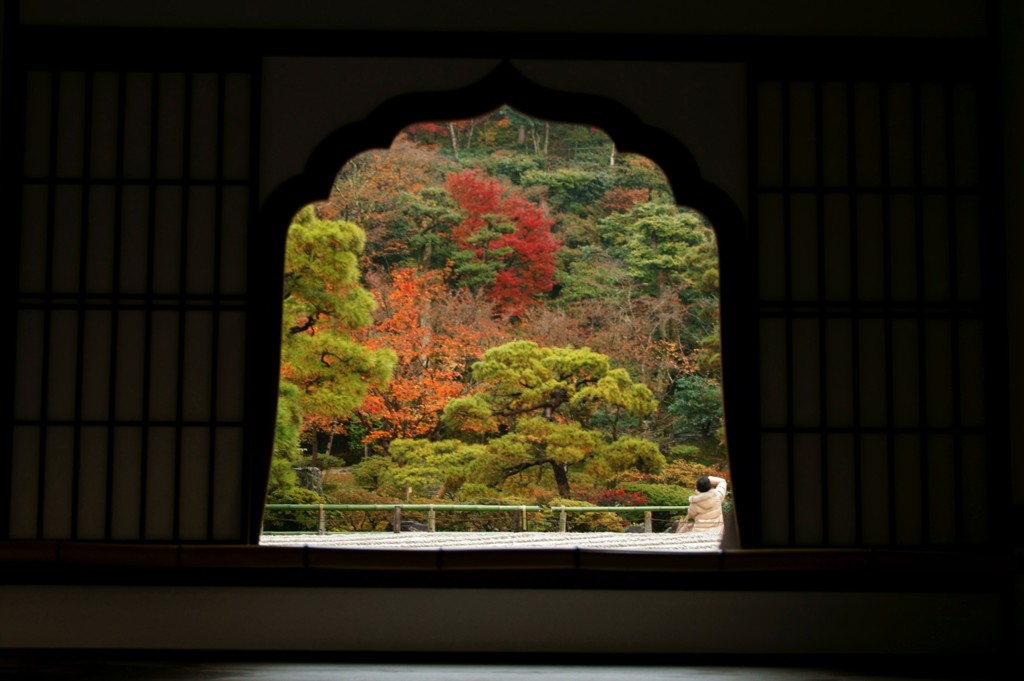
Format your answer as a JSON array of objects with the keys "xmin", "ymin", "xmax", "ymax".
[
  {"xmin": 318, "ymin": 504, "xmax": 326, "ymax": 535},
  {"xmin": 427, "ymin": 505, "xmax": 436, "ymax": 532},
  {"xmin": 521, "ymin": 505, "xmax": 527, "ymax": 532},
  {"xmin": 559, "ymin": 507, "xmax": 567, "ymax": 533},
  {"xmin": 644, "ymin": 511, "xmax": 652, "ymax": 533},
  {"xmin": 393, "ymin": 506, "xmax": 402, "ymax": 533}
]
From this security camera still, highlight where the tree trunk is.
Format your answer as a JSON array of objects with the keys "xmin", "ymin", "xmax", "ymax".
[
  {"xmin": 448, "ymin": 122, "xmax": 460, "ymax": 161},
  {"xmin": 321, "ymin": 419, "xmax": 338, "ymax": 468},
  {"xmin": 423, "ymin": 239, "xmax": 432, "ymax": 270},
  {"xmin": 543, "ymin": 122, "xmax": 550, "ymax": 157},
  {"xmin": 609, "ymin": 142, "xmax": 616, "ymax": 166},
  {"xmin": 551, "ymin": 461, "xmax": 571, "ymax": 497}
]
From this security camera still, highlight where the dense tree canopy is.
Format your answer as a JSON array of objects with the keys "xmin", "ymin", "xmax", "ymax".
[{"xmin": 274, "ymin": 107, "xmax": 727, "ymax": 516}]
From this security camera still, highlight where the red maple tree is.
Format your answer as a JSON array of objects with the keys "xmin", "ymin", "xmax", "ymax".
[{"xmin": 445, "ymin": 168, "xmax": 559, "ymax": 315}]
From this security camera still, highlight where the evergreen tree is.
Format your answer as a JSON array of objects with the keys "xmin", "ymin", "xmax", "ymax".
[
  {"xmin": 443, "ymin": 341, "xmax": 662, "ymax": 496},
  {"xmin": 276, "ymin": 207, "xmax": 395, "ymax": 487}
]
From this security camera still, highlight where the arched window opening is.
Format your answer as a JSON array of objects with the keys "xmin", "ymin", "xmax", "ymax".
[{"xmin": 262, "ymin": 107, "xmax": 731, "ymax": 548}]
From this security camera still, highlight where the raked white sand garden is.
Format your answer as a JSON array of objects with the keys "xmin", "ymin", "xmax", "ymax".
[{"xmin": 260, "ymin": 528, "xmax": 723, "ymax": 551}]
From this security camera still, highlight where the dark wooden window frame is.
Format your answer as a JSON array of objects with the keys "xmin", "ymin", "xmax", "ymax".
[{"xmin": 1, "ymin": 15, "xmax": 1011, "ymax": 585}]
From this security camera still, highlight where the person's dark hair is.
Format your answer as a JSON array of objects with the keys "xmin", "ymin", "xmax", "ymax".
[{"xmin": 696, "ymin": 476, "xmax": 711, "ymax": 493}]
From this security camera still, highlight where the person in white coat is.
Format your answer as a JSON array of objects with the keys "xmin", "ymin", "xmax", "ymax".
[{"xmin": 677, "ymin": 475, "xmax": 727, "ymax": 532}]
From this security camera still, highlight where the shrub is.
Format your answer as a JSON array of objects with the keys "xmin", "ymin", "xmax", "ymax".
[
  {"xmin": 433, "ymin": 490, "xmax": 544, "ymax": 532},
  {"xmin": 653, "ymin": 460, "xmax": 725, "ymax": 489},
  {"xmin": 349, "ymin": 455, "xmax": 394, "ymax": 492},
  {"xmin": 591, "ymin": 488, "xmax": 648, "ymax": 507},
  {"xmin": 668, "ymin": 444, "xmax": 701, "ymax": 460},
  {"xmin": 322, "ymin": 486, "xmax": 401, "ymax": 532},
  {"xmin": 263, "ymin": 486, "xmax": 326, "ymax": 532},
  {"xmin": 535, "ymin": 498, "xmax": 625, "ymax": 533},
  {"xmin": 297, "ymin": 454, "xmax": 348, "ymax": 469},
  {"xmin": 619, "ymin": 482, "xmax": 691, "ymax": 507},
  {"xmin": 605, "ymin": 468, "xmax": 657, "ymax": 486},
  {"xmin": 267, "ymin": 486, "xmax": 326, "ymax": 506},
  {"xmin": 617, "ymin": 482, "xmax": 692, "ymax": 532}
]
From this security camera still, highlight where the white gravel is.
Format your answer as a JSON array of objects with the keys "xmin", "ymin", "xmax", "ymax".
[{"xmin": 260, "ymin": 529, "xmax": 722, "ymax": 551}]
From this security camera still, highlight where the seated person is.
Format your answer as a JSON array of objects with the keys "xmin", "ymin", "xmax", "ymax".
[{"xmin": 677, "ymin": 475, "xmax": 727, "ymax": 532}]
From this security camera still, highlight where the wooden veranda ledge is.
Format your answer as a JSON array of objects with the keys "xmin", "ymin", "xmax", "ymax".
[{"xmin": 0, "ymin": 540, "xmax": 1015, "ymax": 593}]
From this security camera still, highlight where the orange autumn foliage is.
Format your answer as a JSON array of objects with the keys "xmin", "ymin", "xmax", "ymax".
[{"xmin": 356, "ymin": 267, "xmax": 505, "ymax": 444}]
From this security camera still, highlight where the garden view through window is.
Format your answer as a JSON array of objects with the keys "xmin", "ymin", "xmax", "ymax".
[{"xmin": 264, "ymin": 108, "xmax": 730, "ymax": 547}]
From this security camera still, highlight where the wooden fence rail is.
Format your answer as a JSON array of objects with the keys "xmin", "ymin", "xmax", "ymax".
[{"xmin": 263, "ymin": 504, "xmax": 689, "ymax": 535}]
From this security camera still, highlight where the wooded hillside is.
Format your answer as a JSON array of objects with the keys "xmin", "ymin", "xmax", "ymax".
[{"xmin": 271, "ymin": 107, "xmax": 727, "ymax": 524}]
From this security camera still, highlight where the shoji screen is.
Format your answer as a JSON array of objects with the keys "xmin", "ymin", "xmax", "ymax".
[
  {"xmin": 752, "ymin": 73, "xmax": 993, "ymax": 547},
  {"xmin": 7, "ymin": 68, "xmax": 256, "ymax": 542},
  {"xmin": 3, "ymin": 35, "xmax": 1001, "ymax": 552}
]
